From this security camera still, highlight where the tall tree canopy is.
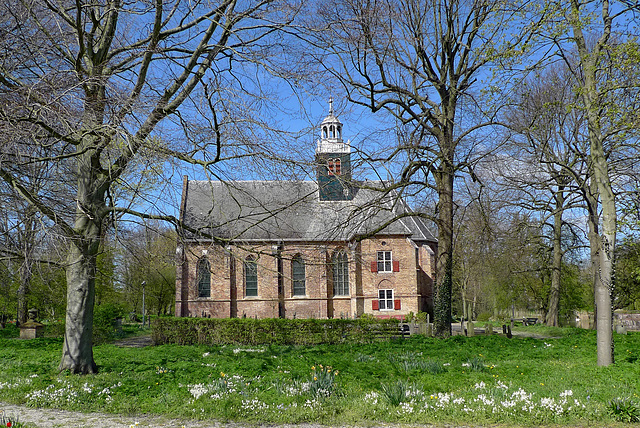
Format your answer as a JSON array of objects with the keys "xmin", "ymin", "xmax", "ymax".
[
  {"xmin": 305, "ymin": 0, "xmax": 546, "ymax": 336},
  {"xmin": 0, "ymin": 0, "xmax": 298, "ymax": 374}
]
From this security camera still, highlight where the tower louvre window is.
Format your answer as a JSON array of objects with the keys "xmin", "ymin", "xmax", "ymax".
[{"xmin": 328, "ymin": 158, "xmax": 341, "ymax": 176}]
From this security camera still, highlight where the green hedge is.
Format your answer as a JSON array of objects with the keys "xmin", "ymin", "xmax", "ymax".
[{"xmin": 152, "ymin": 317, "xmax": 405, "ymax": 346}]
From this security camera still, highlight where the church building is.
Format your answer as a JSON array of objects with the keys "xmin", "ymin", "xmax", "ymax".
[{"xmin": 175, "ymin": 102, "xmax": 437, "ymax": 319}]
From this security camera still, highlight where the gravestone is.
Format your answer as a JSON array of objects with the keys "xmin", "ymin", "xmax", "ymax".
[
  {"xmin": 484, "ymin": 323, "xmax": 493, "ymax": 335},
  {"xmin": 417, "ymin": 322, "xmax": 428, "ymax": 335},
  {"xmin": 20, "ymin": 308, "xmax": 44, "ymax": 339}
]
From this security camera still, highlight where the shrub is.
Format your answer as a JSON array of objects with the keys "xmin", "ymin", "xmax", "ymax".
[
  {"xmin": 465, "ymin": 356, "xmax": 486, "ymax": 372},
  {"xmin": 152, "ymin": 317, "xmax": 403, "ymax": 346},
  {"xmin": 424, "ymin": 359, "xmax": 447, "ymax": 374},
  {"xmin": 93, "ymin": 303, "xmax": 126, "ymax": 344},
  {"xmin": 476, "ymin": 311, "xmax": 492, "ymax": 322},
  {"xmin": 0, "ymin": 323, "xmax": 19, "ymax": 339},
  {"xmin": 44, "ymin": 320, "xmax": 65, "ymax": 338},
  {"xmin": 608, "ymin": 397, "xmax": 640, "ymax": 423},
  {"xmin": 415, "ymin": 311, "xmax": 429, "ymax": 322},
  {"xmin": 380, "ymin": 380, "xmax": 410, "ymax": 406},
  {"xmin": 309, "ymin": 364, "xmax": 337, "ymax": 397}
]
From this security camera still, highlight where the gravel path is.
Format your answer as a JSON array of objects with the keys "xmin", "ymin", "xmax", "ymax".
[{"xmin": 0, "ymin": 402, "xmax": 484, "ymax": 428}]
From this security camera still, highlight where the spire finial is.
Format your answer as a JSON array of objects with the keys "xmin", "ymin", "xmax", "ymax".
[{"xmin": 329, "ymin": 96, "xmax": 334, "ymax": 115}]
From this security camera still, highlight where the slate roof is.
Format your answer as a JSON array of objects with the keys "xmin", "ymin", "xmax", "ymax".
[{"xmin": 181, "ymin": 180, "xmax": 437, "ymax": 243}]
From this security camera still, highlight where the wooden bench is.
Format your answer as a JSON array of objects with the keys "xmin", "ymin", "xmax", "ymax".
[{"xmin": 522, "ymin": 317, "xmax": 538, "ymax": 326}]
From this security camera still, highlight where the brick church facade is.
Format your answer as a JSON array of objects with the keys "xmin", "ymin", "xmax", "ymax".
[{"xmin": 175, "ymin": 102, "xmax": 437, "ymax": 319}]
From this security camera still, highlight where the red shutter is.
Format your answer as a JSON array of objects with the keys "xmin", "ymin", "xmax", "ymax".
[
  {"xmin": 393, "ymin": 260, "xmax": 400, "ymax": 272},
  {"xmin": 371, "ymin": 261, "xmax": 378, "ymax": 272},
  {"xmin": 372, "ymin": 300, "xmax": 379, "ymax": 310},
  {"xmin": 394, "ymin": 299, "xmax": 401, "ymax": 310}
]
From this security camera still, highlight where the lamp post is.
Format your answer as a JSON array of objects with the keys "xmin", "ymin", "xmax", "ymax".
[{"xmin": 141, "ymin": 280, "xmax": 146, "ymax": 327}]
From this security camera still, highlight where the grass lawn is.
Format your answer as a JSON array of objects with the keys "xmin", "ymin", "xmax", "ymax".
[{"xmin": 1, "ymin": 323, "xmax": 639, "ymax": 426}]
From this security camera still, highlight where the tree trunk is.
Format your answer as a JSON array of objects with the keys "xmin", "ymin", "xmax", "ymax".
[
  {"xmin": 59, "ymin": 239, "xmax": 99, "ymax": 374},
  {"xmin": 568, "ymin": 0, "xmax": 616, "ymax": 367},
  {"xmin": 16, "ymin": 215, "xmax": 35, "ymax": 326},
  {"xmin": 434, "ymin": 165, "xmax": 454, "ymax": 337},
  {"xmin": 594, "ymin": 165, "xmax": 615, "ymax": 366},
  {"xmin": 16, "ymin": 265, "xmax": 29, "ymax": 326},
  {"xmin": 587, "ymin": 85, "xmax": 616, "ymax": 367},
  {"xmin": 584, "ymin": 179, "xmax": 600, "ymax": 328},
  {"xmin": 59, "ymin": 141, "xmax": 105, "ymax": 374}
]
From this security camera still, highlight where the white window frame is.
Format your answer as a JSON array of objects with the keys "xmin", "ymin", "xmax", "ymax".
[
  {"xmin": 378, "ymin": 289, "xmax": 394, "ymax": 310},
  {"xmin": 377, "ymin": 251, "xmax": 392, "ymax": 273}
]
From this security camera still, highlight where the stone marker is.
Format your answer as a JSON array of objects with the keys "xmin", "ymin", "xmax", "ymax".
[
  {"xmin": 20, "ymin": 308, "xmax": 44, "ymax": 339},
  {"xmin": 467, "ymin": 321, "xmax": 475, "ymax": 336}
]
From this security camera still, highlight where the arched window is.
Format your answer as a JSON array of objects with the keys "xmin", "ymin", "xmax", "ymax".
[
  {"xmin": 332, "ymin": 250, "xmax": 349, "ymax": 296},
  {"xmin": 197, "ymin": 258, "xmax": 211, "ymax": 298},
  {"xmin": 322, "ymin": 126, "xmax": 328, "ymax": 139},
  {"xmin": 244, "ymin": 256, "xmax": 258, "ymax": 297},
  {"xmin": 292, "ymin": 255, "xmax": 306, "ymax": 296},
  {"xmin": 329, "ymin": 125, "xmax": 335, "ymax": 138}
]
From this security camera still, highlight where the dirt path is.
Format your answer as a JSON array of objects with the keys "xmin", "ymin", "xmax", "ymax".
[
  {"xmin": 114, "ymin": 335, "xmax": 154, "ymax": 348},
  {"xmin": 1, "ymin": 402, "xmax": 208, "ymax": 427}
]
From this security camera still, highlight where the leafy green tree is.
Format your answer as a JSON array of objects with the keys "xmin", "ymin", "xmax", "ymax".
[
  {"xmin": 551, "ymin": 0, "xmax": 640, "ymax": 365},
  {"xmin": 614, "ymin": 238, "xmax": 640, "ymax": 310}
]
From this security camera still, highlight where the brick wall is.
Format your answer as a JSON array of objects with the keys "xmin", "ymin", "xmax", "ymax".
[{"xmin": 176, "ymin": 236, "xmax": 434, "ymax": 320}]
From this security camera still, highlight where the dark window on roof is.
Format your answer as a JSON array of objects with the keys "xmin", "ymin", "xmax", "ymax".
[
  {"xmin": 197, "ymin": 258, "xmax": 211, "ymax": 298},
  {"xmin": 244, "ymin": 256, "xmax": 258, "ymax": 297},
  {"xmin": 292, "ymin": 255, "xmax": 306, "ymax": 296},
  {"xmin": 333, "ymin": 250, "xmax": 349, "ymax": 296}
]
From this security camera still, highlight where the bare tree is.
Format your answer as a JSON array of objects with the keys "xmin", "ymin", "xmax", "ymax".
[
  {"xmin": 0, "ymin": 0, "xmax": 298, "ymax": 373},
  {"xmin": 305, "ymin": 0, "xmax": 546, "ymax": 336},
  {"xmin": 503, "ymin": 66, "xmax": 590, "ymax": 326}
]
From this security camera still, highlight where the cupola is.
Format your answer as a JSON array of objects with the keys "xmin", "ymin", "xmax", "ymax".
[{"xmin": 316, "ymin": 98, "xmax": 353, "ymax": 201}]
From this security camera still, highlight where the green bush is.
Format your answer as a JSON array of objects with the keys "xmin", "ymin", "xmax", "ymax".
[
  {"xmin": 152, "ymin": 317, "xmax": 404, "ymax": 346},
  {"xmin": 44, "ymin": 320, "xmax": 65, "ymax": 338},
  {"xmin": 476, "ymin": 311, "xmax": 492, "ymax": 322},
  {"xmin": 0, "ymin": 322, "xmax": 19, "ymax": 339},
  {"xmin": 93, "ymin": 303, "xmax": 126, "ymax": 344}
]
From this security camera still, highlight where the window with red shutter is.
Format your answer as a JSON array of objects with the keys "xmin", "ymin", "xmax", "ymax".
[
  {"xmin": 392, "ymin": 260, "xmax": 400, "ymax": 272},
  {"xmin": 377, "ymin": 251, "xmax": 392, "ymax": 272},
  {"xmin": 378, "ymin": 289, "xmax": 394, "ymax": 310}
]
